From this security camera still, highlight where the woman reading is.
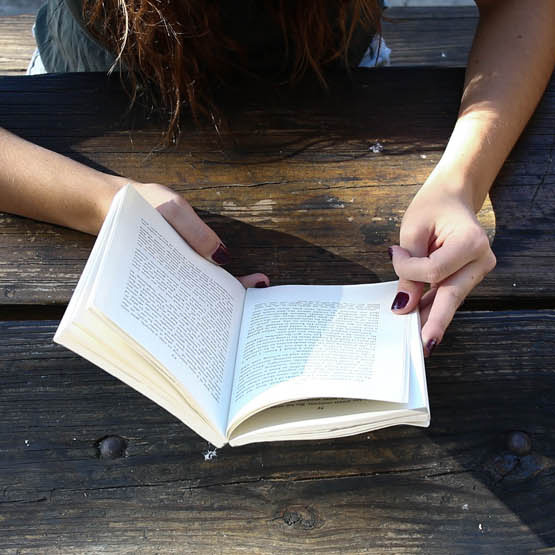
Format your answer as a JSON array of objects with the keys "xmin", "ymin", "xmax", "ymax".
[{"xmin": 1, "ymin": 0, "xmax": 554, "ymax": 355}]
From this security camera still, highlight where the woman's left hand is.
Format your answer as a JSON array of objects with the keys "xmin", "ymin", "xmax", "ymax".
[{"xmin": 389, "ymin": 175, "xmax": 496, "ymax": 356}]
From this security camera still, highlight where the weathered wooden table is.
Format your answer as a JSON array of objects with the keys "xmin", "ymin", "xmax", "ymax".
[{"xmin": 0, "ymin": 67, "xmax": 554, "ymax": 552}]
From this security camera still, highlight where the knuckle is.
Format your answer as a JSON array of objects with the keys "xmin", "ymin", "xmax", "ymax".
[
  {"xmin": 466, "ymin": 226, "xmax": 490, "ymax": 254},
  {"xmin": 195, "ymin": 224, "xmax": 218, "ymax": 247},
  {"xmin": 399, "ymin": 223, "xmax": 423, "ymax": 245},
  {"xmin": 485, "ymin": 251, "xmax": 497, "ymax": 273},
  {"xmin": 426, "ymin": 269, "xmax": 439, "ymax": 285},
  {"xmin": 445, "ymin": 286, "xmax": 466, "ymax": 310},
  {"xmin": 476, "ymin": 251, "xmax": 497, "ymax": 281},
  {"xmin": 399, "ymin": 224, "xmax": 414, "ymax": 241},
  {"xmin": 426, "ymin": 263, "xmax": 445, "ymax": 285}
]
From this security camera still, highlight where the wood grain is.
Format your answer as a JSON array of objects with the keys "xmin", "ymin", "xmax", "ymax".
[
  {"xmin": 382, "ymin": 7, "xmax": 479, "ymax": 68},
  {"xmin": 1, "ymin": 14, "xmax": 553, "ymax": 553},
  {"xmin": 0, "ymin": 69, "xmax": 554, "ymax": 309},
  {"xmin": 0, "ymin": 311, "xmax": 554, "ymax": 552},
  {"xmin": 0, "ymin": 14, "xmax": 35, "ymax": 76}
]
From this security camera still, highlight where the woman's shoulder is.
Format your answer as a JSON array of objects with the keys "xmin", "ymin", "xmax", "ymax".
[{"xmin": 34, "ymin": 0, "xmax": 116, "ymax": 73}]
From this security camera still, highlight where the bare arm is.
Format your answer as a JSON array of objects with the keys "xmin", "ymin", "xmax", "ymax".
[
  {"xmin": 0, "ymin": 127, "xmax": 124, "ymax": 234},
  {"xmin": 0, "ymin": 127, "xmax": 267, "ymax": 285},
  {"xmin": 390, "ymin": 0, "xmax": 555, "ymax": 354},
  {"xmin": 436, "ymin": 0, "xmax": 555, "ymax": 210}
]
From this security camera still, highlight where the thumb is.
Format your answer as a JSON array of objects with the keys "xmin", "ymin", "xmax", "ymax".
[
  {"xmin": 156, "ymin": 196, "xmax": 231, "ymax": 265},
  {"xmin": 389, "ymin": 246, "xmax": 425, "ymax": 314},
  {"xmin": 134, "ymin": 183, "xmax": 230, "ymax": 265}
]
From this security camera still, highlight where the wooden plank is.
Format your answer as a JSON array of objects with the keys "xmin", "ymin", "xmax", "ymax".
[
  {"xmin": 0, "ymin": 70, "xmax": 554, "ymax": 309},
  {"xmin": 382, "ymin": 7, "xmax": 479, "ymax": 67},
  {"xmin": 0, "ymin": 14, "xmax": 35, "ymax": 76},
  {"xmin": 0, "ymin": 311, "xmax": 554, "ymax": 551}
]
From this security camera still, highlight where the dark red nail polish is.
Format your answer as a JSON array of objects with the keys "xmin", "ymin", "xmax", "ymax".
[
  {"xmin": 426, "ymin": 339, "xmax": 437, "ymax": 357},
  {"xmin": 212, "ymin": 243, "xmax": 231, "ymax": 265},
  {"xmin": 388, "ymin": 247, "xmax": 393, "ymax": 260},
  {"xmin": 391, "ymin": 292, "xmax": 409, "ymax": 310},
  {"xmin": 255, "ymin": 281, "xmax": 268, "ymax": 288}
]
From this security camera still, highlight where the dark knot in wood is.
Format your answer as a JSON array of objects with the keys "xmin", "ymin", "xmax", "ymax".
[
  {"xmin": 483, "ymin": 452, "xmax": 542, "ymax": 484},
  {"xmin": 491, "ymin": 453, "xmax": 519, "ymax": 477},
  {"xmin": 482, "ymin": 431, "xmax": 540, "ymax": 484},
  {"xmin": 96, "ymin": 435, "xmax": 128, "ymax": 459},
  {"xmin": 506, "ymin": 431, "xmax": 532, "ymax": 456},
  {"xmin": 277, "ymin": 505, "xmax": 323, "ymax": 530}
]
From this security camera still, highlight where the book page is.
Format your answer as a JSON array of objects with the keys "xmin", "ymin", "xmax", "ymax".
[
  {"xmin": 55, "ymin": 189, "xmax": 228, "ymax": 446},
  {"xmin": 229, "ymin": 313, "xmax": 428, "ymax": 445},
  {"xmin": 90, "ymin": 186, "xmax": 246, "ymax": 435},
  {"xmin": 228, "ymin": 282, "xmax": 409, "ymax": 432}
]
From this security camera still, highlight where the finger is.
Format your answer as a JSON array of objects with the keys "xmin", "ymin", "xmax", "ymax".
[
  {"xmin": 419, "ymin": 302, "xmax": 433, "ymax": 332},
  {"xmin": 418, "ymin": 288, "xmax": 438, "ymax": 350},
  {"xmin": 418, "ymin": 286, "xmax": 438, "ymax": 329},
  {"xmin": 156, "ymin": 197, "xmax": 231, "ymax": 265},
  {"xmin": 238, "ymin": 273, "xmax": 270, "ymax": 289},
  {"xmin": 390, "ymin": 223, "xmax": 430, "ymax": 315},
  {"xmin": 390, "ymin": 246, "xmax": 425, "ymax": 313},
  {"xmin": 420, "ymin": 286, "xmax": 438, "ymax": 311},
  {"xmin": 421, "ymin": 250, "xmax": 496, "ymax": 355},
  {"xmin": 392, "ymin": 230, "xmax": 490, "ymax": 285},
  {"xmin": 391, "ymin": 278, "xmax": 425, "ymax": 314}
]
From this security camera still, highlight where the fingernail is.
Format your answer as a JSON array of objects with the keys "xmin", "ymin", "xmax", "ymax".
[
  {"xmin": 391, "ymin": 292, "xmax": 409, "ymax": 310},
  {"xmin": 388, "ymin": 247, "xmax": 393, "ymax": 260},
  {"xmin": 426, "ymin": 339, "xmax": 437, "ymax": 357},
  {"xmin": 255, "ymin": 281, "xmax": 268, "ymax": 288},
  {"xmin": 212, "ymin": 243, "xmax": 231, "ymax": 265}
]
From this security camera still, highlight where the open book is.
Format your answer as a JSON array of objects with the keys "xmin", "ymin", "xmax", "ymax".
[{"xmin": 54, "ymin": 185, "xmax": 430, "ymax": 447}]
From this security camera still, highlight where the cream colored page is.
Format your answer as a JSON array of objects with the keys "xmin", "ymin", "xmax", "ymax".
[
  {"xmin": 55, "ymin": 185, "xmax": 123, "ymax": 337},
  {"xmin": 90, "ymin": 186, "xmax": 246, "ymax": 435},
  {"xmin": 230, "ymin": 382, "xmax": 421, "ymax": 445},
  {"xmin": 230, "ymin": 310, "xmax": 428, "ymax": 444},
  {"xmin": 228, "ymin": 282, "xmax": 408, "ymax": 431},
  {"xmin": 55, "ymin": 189, "xmax": 226, "ymax": 446}
]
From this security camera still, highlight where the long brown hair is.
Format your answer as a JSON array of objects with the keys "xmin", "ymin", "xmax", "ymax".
[{"xmin": 84, "ymin": 0, "xmax": 382, "ymax": 137}]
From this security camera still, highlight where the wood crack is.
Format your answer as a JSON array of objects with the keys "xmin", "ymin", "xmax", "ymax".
[
  {"xmin": 186, "ymin": 180, "xmax": 290, "ymax": 191},
  {"xmin": 530, "ymin": 135, "xmax": 555, "ymax": 207},
  {"xmin": 34, "ymin": 466, "xmax": 446, "ymax": 498}
]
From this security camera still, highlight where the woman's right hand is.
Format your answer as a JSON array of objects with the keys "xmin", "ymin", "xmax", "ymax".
[{"xmin": 133, "ymin": 182, "xmax": 269, "ymax": 289}]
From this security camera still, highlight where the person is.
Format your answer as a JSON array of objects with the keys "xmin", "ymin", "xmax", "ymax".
[{"xmin": 1, "ymin": 0, "xmax": 554, "ymax": 357}]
